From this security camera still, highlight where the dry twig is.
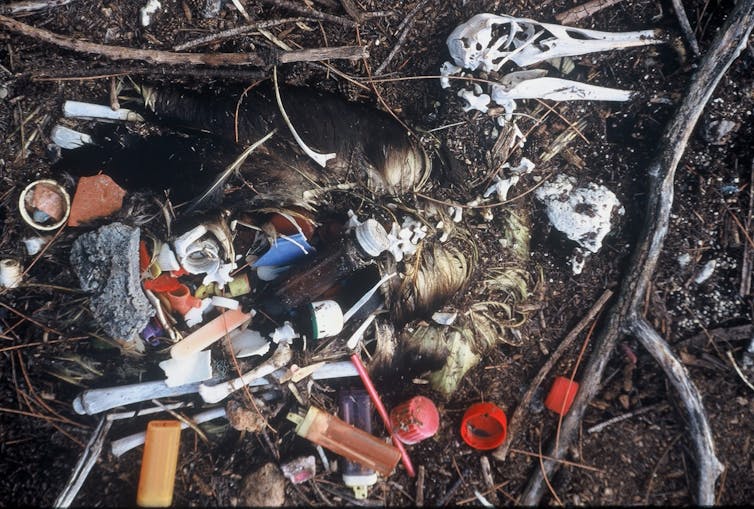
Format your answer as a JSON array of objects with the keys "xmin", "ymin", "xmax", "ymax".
[
  {"xmin": 374, "ymin": 0, "xmax": 428, "ymax": 76},
  {"xmin": 0, "ymin": 14, "xmax": 366, "ymax": 67},
  {"xmin": 519, "ymin": 0, "xmax": 754, "ymax": 503},
  {"xmin": 555, "ymin": 0, "xmax": 626, "ymax": 24},
  {"xmin": 671, "ymin": 0, "xmax": 701, "ymax": 57},
  {"xmin": 260, "ymin": 0, "xmax": 356, "ymax": 28}
]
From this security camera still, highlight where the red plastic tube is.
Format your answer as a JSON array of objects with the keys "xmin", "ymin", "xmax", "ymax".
[{"xmin": 350, "ymin": 353, "xmax": 415, "ymax": 478}]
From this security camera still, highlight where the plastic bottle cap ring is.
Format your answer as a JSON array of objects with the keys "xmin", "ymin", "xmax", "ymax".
[
  {"xmin": 354, "ymin": 219, "xmax": 389, "ymax": 257},
  {"xmin": 460, "ymin": 402, "xmax": 507, "ymax": 450}
]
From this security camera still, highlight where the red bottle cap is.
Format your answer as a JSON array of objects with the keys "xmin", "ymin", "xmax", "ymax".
[
  {"xmin": 544, "ymin": 376, "xmax": 579, "ymax": 416},
  {"xmin": 389, "ymin": 396, "xmax": 440, "ymax": 445},
  {"xmin": 460, "ymin": 402, "xmax": 507, "ymax": 450}
]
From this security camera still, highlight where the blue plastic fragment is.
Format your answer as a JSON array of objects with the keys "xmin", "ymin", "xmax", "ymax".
[{"xmin": 253, "ymin": 233, "xmax": 315, "ymax": 268}]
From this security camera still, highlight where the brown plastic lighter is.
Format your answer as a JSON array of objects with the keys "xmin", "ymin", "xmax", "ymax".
[{"xmin": 287, "ymin": 406, "xmax": 400, "ymax": 477}]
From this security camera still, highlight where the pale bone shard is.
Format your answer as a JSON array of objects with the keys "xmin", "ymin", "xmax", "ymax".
[
  {"xmin": 444, "ymin": 13, "xmax": 662, "ymax": 119},
  {"xmin": 446, "ymin": 13, "xmax": 661, "ymax": 72},
  {"xmin": 694, "ymin": 259, "xmax": 717, "ymax": 284},
  {"xmin": 484, "ymin": 157, "xmax": 536, "ymax": 201},
  {"xmin": 440, "ymin": 61, "xmax": 462, "ymax": 88},
  {"xmin": 69, "ymin": 223, "xmax": 155, "ymax": 340},
  {"xmin": 139, "ymin": 0, "xmax": 162, "ymax": 26},
  {"xmin": 457, "ymin": 88, "xmax": 490, "ymax": 112}
]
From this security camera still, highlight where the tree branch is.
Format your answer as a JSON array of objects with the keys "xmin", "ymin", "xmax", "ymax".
[
  {"xmin": 519, "ymin": 0, "xmax": 754, "ymax": 504},
  {"xmin": 0, "ymin": 14, "xmax": 367, "ymax": 68}
]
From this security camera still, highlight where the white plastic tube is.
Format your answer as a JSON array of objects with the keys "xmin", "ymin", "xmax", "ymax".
[
  {"xmin": 110, "ymin": 406, "xmax": 227, "ymax": 457},
  {"xmin": 63, "ymin": 101, "xmax": 144, "ymax": 122}
]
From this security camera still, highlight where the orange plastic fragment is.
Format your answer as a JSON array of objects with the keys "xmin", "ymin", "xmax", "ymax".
[
  {"xmin": 136, "ymin": 420, "xmax": 181, "ymax": 507},
  {"xmin": 68, "ymin": 174, "xmax": 126, "ymax": 227}
]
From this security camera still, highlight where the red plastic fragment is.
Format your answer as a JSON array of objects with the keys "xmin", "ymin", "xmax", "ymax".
[
  {"xmin": 544, "ymin": 376, "xmax": 580, "ymax": 416},
  {"xmin": 143, "ymin": 274, "xmax": 182, "ymax": 293}
]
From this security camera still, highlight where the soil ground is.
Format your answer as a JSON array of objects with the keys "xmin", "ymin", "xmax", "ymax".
[{"xmin": 1, "ymin": 0, "xmax": 753, "ymax": 506}]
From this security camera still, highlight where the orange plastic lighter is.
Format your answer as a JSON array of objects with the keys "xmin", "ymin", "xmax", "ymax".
[{"xmin": 136, "ymin": 420, "xmax": 182, "ymax": 507}]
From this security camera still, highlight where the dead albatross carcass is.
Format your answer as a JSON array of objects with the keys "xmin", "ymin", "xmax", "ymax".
[{"xmin": 57, "ymin": 79, "xmax": 531, "ymax": 398}]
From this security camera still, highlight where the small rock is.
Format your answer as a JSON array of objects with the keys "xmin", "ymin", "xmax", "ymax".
[
  {"xmin": 618, "ymin": 394, "xmax": 631, "ymax": 410},
  {"xmin": 702, "ymin": 119, "xmax": 739, "ymax": 145},
  {"xmin": 240, "ymin": 462, "xmax": 286, "ymax": 507},
  {"xmin": 225, "ymin": 400, "xmax": 266, "ymax": 433}
]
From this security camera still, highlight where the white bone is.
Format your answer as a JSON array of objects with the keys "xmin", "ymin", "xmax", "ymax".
[
  {"xmin": 447, "ymin": 13, "xmax": 661, "ymax": 73},
  {"xmin": 139, "ymin": 0, "xmax": 161, "ymax": 27},
  {"xmin": 491, "ymin": 75, "xmax": 634, "ymax": 103},
  {"xmin": 457, "ymin": 88, "xmax": 490, "ymax": 113},
  {"xmin": 72, "ymin": 380, "xmax": 204, "ymax": 415},
  {"xmin": 198, "ymin": 342, "xmax": 292, "ymax": 404},
  {"xmin": 440, "ymin": 61, "xmax": 462, "ymax": 89}
]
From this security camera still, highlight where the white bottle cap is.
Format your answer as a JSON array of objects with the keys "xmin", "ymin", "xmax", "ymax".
[
  {"xmin": 354, "ymin": 219, "xmax": 389, "ymax": 257},
  {"xmin": 310, "ymin": 300, "xmax": 344, "ymax": 340}
]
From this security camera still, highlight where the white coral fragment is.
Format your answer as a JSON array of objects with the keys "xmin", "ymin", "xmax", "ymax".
[{"xmin": 535, "ymin": 175, "xmax": 624, "ymax": 273}]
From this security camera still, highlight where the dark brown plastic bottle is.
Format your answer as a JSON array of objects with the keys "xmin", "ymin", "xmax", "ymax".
[{"xmin": 273, "ymin": 219, "xmax": 390, "ymax": 309}]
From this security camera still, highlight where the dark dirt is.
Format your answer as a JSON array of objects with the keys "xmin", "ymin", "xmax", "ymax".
[{"xmin": 1, "ymin": 0, "xmax": 753, "ymax": 506}]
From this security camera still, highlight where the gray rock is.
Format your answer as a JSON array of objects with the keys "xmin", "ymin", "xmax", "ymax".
[{"xmin": 70, "ymin": 222, "xmax": 154, "ymax": 340}]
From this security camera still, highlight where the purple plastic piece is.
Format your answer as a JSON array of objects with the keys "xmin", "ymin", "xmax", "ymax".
[{"xmin": 140, "ymin": 320, "xmax": 164, "ymax": 345}]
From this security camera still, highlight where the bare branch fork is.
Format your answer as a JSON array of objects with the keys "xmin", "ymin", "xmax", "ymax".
[{"xmin": 519, "ymin": 0, "xmax": 754, "ymax": 504}]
